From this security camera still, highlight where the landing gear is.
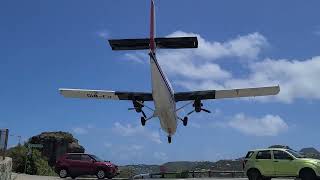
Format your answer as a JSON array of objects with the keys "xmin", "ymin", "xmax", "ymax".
[
  {"xmin": 168, "ymin": 136, "xmax": 172, "ymax": 144},
  {"xmin": 183, "ymin": 117, "xmax": 188, "ymax": 126},
  {"xmin": 141, "ymin": 117, "xmax": 146, "ymax": 126}
]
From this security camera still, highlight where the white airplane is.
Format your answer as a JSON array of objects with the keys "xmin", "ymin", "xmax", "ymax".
[{"xmin": 59, "ymin": 0, "xmax": 280, "ymax": 143}]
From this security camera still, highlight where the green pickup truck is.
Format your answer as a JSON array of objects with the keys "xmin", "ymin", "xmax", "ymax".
[{"xmin": 243, "ymin": 148, "xmax": 320, "ymax": 180}]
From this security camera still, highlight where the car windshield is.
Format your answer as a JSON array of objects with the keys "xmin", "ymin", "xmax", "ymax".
[
  {"xmin": 286, "ymin": 149, "xmax": 304, "ymax": 158},
  {"xmin": 90, "ymin": 155, "xmax": 104, "ymax": 162}
]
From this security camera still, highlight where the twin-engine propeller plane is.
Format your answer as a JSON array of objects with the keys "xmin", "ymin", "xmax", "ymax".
[{"xmin": 59, "ymin": 0, "xmax": 280, "ymax": 143}]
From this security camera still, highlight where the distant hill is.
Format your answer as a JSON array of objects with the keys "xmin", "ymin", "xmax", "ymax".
[
  {"xmin": 300, "ymin": 147, "xmax": 320, "ymax": 154},
  {"xmin": 300, "ymin": 147, "xmax": 320, "ymax": 159}
]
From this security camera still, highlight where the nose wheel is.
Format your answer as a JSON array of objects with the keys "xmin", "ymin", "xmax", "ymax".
[
  {"xmin": 183, "ymin": 117, "xmax": 188, "ymax": 126},
  {"xmin": 168, "ymin": 136, "xmax": 172, "ymax": 144}
]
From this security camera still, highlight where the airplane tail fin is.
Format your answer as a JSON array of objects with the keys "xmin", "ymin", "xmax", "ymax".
[
  {"xmin": 150, "ymin": 0, "xmax": 156, "ymax": 53},
  {"xmin": 108, "ymin": 0, "xmax": 198, "ymax": 51}
]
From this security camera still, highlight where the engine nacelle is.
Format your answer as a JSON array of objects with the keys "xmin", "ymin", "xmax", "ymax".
[
  {"xmin": 132, "ymin": 100, "xmax": 144, "ymax": 113},
  {"xmin": 193, "ymin": 99, "xmax": 203, "ymax": 113}
]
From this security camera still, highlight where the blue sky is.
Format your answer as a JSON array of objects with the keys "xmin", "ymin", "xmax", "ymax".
[{"xmin": 1, "ymin": 0, "xmax": 320, "ymax": 165}]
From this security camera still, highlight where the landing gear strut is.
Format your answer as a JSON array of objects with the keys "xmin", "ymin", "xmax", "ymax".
[{"xmin": 168, "ymin": 136, "xmax": 172, "ymax": 144}]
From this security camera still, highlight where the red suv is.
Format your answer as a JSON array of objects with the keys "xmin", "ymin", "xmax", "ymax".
[{"xmin": 55, "ymin": 153, "xmax": 119, "ymax": 179}]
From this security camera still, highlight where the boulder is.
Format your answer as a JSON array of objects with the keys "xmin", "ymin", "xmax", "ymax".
[{"xmin": 28, "ymin": 131, "xmax": 84, "ymax": 166}]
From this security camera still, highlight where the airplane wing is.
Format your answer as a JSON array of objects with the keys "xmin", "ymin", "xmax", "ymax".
[
  {"xmin": 174, "ymin": 86, "xmax": 280, "ymax": 101},
  {"xmin": 59, "ymin": 88, "xmax": 153, "ymax": 101}
]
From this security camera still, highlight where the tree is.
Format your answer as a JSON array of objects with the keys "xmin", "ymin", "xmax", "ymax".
[{"xmin": 6, "ymin": 144, "xmax": 56, "ymax": 176}]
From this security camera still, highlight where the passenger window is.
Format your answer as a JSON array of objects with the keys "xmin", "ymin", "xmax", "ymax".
[
  {"xmin": 67, "ymin": 154, "xmax": 81, "ymax": 160},
  {"xmin": 273, "ymin": 150, "xmax": 293, "ymax": 160},
  {"xmin": 256, "ymin": 150, "xmax": 271, "ymax": 159},
  {"xmin": 81, "ymin": 155, "xmax": 92, "ymax": 162}
]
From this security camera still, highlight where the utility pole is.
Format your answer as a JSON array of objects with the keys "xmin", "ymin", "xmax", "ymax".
[{"xmin": 9, "ymin": 133, "xmax": 22, "ymax": 146}]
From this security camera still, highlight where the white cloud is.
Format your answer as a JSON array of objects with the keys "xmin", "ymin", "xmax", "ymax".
[
  {"xmin": 189, "ymin": 122, "xmax": 201, "ymax": 128},
  {"xmin": 129, "ymin": 144, "xmax": 144, "ymax": 151},
  {"xmin": 104, "ymin": 143, "xmax": 112, "ymax": 148},
  {"xmin": 125, "ymin": 31, "xmax": 320, "ymax": 103},
  {"xmin": 184, "ymin": 56, "xmax": 320, "ymax": 103},
  {"xmin": 72, "ymin": 127, "xmax": 88, "ymax": 135},
  {"xmin": 112, "ymin": 122, "xmax": 162, "ymax": 144},
  {"xmin": 153, "ymin": 152, "xmax": 168, "ymax": 162},
  {"xmin": 97, "ymin": 30, "xmax": 110, "ymax": 39},
  {"xmin": 228, "ymin": 113, "xmax": 288, "ymax": 136},
  {"xmin": 167, "ymin": 31, "xmax": 267, "ymax": 60},
  {"xmin": 243, "ymin": 57, "xmax": 320, "ymax": 103},
  {"xmin": 124, "ymin": 53, "xmax": 148, "ymax": 64},
  {"xmin": 314, "ymin": 26, "xmax": 320, "ymax": 36},
  {"xmin": 125, "ymin": 31, "xmax": 266, "ymax": 81},
  {"xmin": 72, "ymin": 124, "xmax": 95, "ymax": 135}
]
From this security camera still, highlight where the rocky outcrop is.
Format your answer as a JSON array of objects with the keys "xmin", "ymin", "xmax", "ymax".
[
  {"xmin": 28, "ymin": 131, "xmax": 85, "ymax": 166},
  {"xmin": 0, "ymin": 157, "xmax": 12, "ymax": 180}
]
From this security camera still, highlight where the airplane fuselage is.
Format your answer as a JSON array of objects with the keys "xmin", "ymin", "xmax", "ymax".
[{"xmin": 150, "ymin": 53, "xmax": 177, "ymax": 137}]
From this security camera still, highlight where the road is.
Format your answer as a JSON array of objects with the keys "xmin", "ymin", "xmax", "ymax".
[{"xmin": 11, "ymin": 174, "xmax": 296, "ymax": 180}]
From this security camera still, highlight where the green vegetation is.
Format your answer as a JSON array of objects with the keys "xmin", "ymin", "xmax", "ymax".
[{"xmin": 6, "ymin": 144, "xmax": 56, "ymax": 176}]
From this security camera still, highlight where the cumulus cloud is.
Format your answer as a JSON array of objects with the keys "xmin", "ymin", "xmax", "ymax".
[
  {"xmin": 72, "ymin": 127, "xmax": 88, "ymax": 135},
  {"xmin": 182, "ymin": 56, "xmax": 320, "ymax": 103},
  {"xmin": 314, "ymin": 26, "xmax": 320, "ymax": 36},
  {"xmin": 129, "ymin": 144, "xmax": 144, "ymax": 151},
  {"xmin": 124, "ymin": 31, "xmax": 320, "ymax": 103},
  {"xmin": 97, "ymin": 30, "xmax": 110, "ymax": 39},
  {"xmin": 228, "ymin": 113, "xmax": 288, "ymax": 136},
  {"xmin": 167, "ymin": 31, "xmax": 268, "ymax": 60},
  {"xmin": 112, "ymin": 122, "xmax": 162, "ymax": 144},
  {"xmin": 104, "ymin": 143, "xmax": 112, "ymax": 148},
  {"xmin": 125, "ymin": 31, "xmax": 266, "ymax": 81}
]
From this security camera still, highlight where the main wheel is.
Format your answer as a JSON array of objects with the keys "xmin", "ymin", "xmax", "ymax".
[
  {"xmin": 141, "ymin": 117, "xmax": 146, "ymax": 126},
  {"xmin": 183, "ymin": 117, "xmax": 188, "ymax": 126},
  {"xmin": 300, "ymin": 169, "xmax": 316, "ymax": 180},
  {"xmin": 96, "ymin": 169, "xmax": 106, "ymax": 179},
  {"xmin": 247, "ymin": 169, "xmax": 262, "ymax": 180},
  {"xmin": 168, "ymin": 136, "xmax": 172, "ymax": 143},
  {"xmin": 58, "ymin": 169, "xmax": 68, "ymax": 178}
]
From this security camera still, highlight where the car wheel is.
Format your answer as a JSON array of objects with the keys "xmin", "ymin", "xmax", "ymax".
[
  {"xmin": 300, "ymin": 169, "xmax": 316, "ymax": 180},
  {"xmin": 107, "ymin": 175, "xmax": 114, "ymax": 179},
  {"xmin": 58, "ymin": 169, "xmax": 68, "ymax": 178},
  {"xmin": 248, "ymin": 169, "xmax": 262, "ymax": 180},
  {"xmin": 96, "ymin": 169, "xmax": 106, "ymax": 179}
]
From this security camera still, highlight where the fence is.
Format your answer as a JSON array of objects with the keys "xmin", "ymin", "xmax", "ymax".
[{"xmin": 134, "ymin": 170, "xmax": 245, "ymax": 179}]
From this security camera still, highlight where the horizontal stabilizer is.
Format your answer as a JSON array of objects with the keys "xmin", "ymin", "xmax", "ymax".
[{"xmin": 108, "ymin": 37, "xmax": 198, "ymax": 50}]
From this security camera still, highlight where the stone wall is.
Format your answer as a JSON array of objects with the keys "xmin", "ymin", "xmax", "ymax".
[{"xmin": 0, "ymin": 157, "xmax": 12, "ymax": 180}]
